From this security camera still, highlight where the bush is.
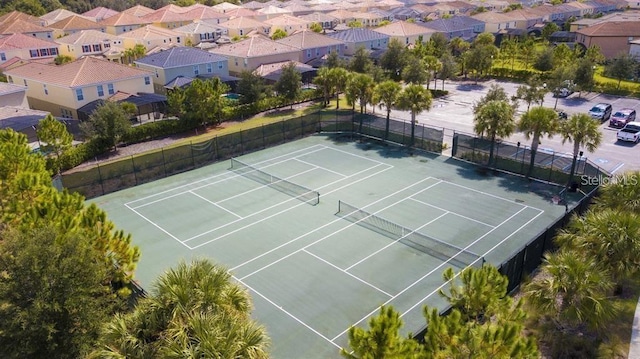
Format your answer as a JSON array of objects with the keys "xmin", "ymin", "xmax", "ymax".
[{"xmin": 121, "ymin": 119, "xmax": 187, "ymax": 144}]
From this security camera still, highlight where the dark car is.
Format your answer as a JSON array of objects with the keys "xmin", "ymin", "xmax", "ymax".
[
  {"xmin": 609, "ymin": 108, "xmax": 637, "ymax": 128},
  {"xmin": 557, "ymin": 110, "xmax": 568, "ymax": 120}
]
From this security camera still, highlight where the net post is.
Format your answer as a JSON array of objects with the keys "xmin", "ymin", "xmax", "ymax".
[
  {"xmin": 316, "ymin": 192, "xmax": 320, "ymax": 204},
  {"xmin": 230, "ymin": 157, "xmax": 234, "ymax": 169}
]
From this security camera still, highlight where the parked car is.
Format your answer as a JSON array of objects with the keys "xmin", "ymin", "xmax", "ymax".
[
  {"xmin": 556, "ymin": 110, "xmax": 568, "ymax": 120},
  {"xmin": 553, "ymin": 80, "xmax": 575, "ymax": 98},
  {"xmin": 588, "ymin": 103, "xmax": 613, "ymax": 122},
  {"xmin": 609, "ymin": 108, "xmax": 637, "ymax": 128},
  {"xmin": 617, "ymin": 121, "xmax": 640, "ymax": 143}
]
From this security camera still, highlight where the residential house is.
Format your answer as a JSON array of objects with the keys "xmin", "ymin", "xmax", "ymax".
[
  {"xmin": 4, "ymin": 57, "xmax": 154, "ymax": 119},
  {"xmin": 40, "ymin": 9, "xmax": 79, "ymax": 26},
  {"xmin": 0, "ymin": 33, "xmax": 59, "ymax": 64},
  {"xmin": 327, "ymin": 9, "xmax": 358, "ymax": 25},
  {"xmin": 211, "ymin": 2, "xmax": 243, "ymax": 14},
  {"xmin": 629, "ymin": 38, "xmax": 640, "ymax": 57},
  {"xmin": 175, "ymin": 22, "xmax": 225, "ymax": 46},
  {"xmin": 576, "ymin": 20, "xmax": 640, "ymax": 58},
  {"xmin": 122, "ymin": 5, "xmax": 155, "ymax": 18},
  {"xmin": 134, "ymin": 47, "xmax": 229, "ymax": 93},
  {"xmin": 82, "ymin": 7, "xmax": 118, "ymax": 22},
  {"xmin": 184, "ymin": 7, "xmax": 229, "ymax": 25},
  {"xmin": 0, "ymin": 11, "xmax": 44, "ymax": 26},
  {"xmin": 507, "ymin": 9, "xmax": 545, "ymax": 30},
  {"xmin": 299, "ymin": 12, "xmax": 338, "ymax": 30},
  {"xmin": 209, "ymin": 35, "xmax": 300, "ymax": 73},
  {"xmin": 48, "ymin": 15, "xmax": 104, "ymax": 37},
  {"xmin": 627, "ymin": 0, "xmax": 640, "ymax": 9},
  {"xmin": 471, "ymin": 11, "xmax": 517, "ymax": 33},
  {"xmin": 566, "ymin": 2, "xmax": 595, "ymax": 17},
  {"xmin": 283, "ymin": 4, "xmax": 314, "ymax": 16},
  {"xmin": 481, "ymin": 0, "xmax": 511, "ymax": 12},
  {"xmin": 0, "ymin": 19, "xmax": 54, "ymax": 40},
  {"xmin": 325, "ymin": 28, "xmax": 389, "ymax": 55},
  {"xmin": 388, "ymin": 7, "xmax": 421, "ymax": 21},
  {"xmin": 243, "ymin": 1, "xmax": 267, "ymax": 10},
  {"xmin": 0, "ymin": 82, "xmax": 29, "ymax": 107},
  {"xmin": 369, "ymin": 8, "xmax": 394, "ymax": 22},
  {"xmin": 254, "ymin": 60, "xmax": 316, "ymax": 83},
  {"xmin": 120, "ymin": 25, "xmax": 183, "ymax": 52},
  {"xmin": 420, "ymin": 16, "xmax": 485, "ymax": 40},
  {"xmin": 258, "ymin": 6, "xmax": 293, "ymax": 20},
  {"xmin": 373, "ymin": 20, "xmax": 436, "ymax": 45},
  {"xmin": 264, "ymin": 15, "xmax": 311, "ymax": 35},
  {"xmin": 353, "ymin": 11, "xmax": 385, "ymax": 27},
  {"xmin": 100, "ymin": 12, "xmax": 150, "ymax": 35},
  {"xmin": 222, "ymin": 8, "xmax": 263, "ymax": 19},
  {"xmin": 310, "ymin": 4, "xmax": 341, "ymax": 14},
  {"xmin": 140, "ymin": 8, "xmax": 193, "ymax": 29},
  {"xmin": 219, "ymin": 17, "xmax": 271, "ymax": 38},
  {"xmin": 56, "ymin": 30, "xmax": 124, "ymax": 59},
  {"xmin": 275, "ymin": 29, "xmax": 345, "ymax": 63}
]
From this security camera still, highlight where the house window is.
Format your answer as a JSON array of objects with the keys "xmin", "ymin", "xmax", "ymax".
[
  {"xmin": 316, "ymin": 48, "xmax": 320, "ymax": 56},
  {"xmin": 193, "ymin": 65, "xmax": 199, "ymax": 75},
  {"xmin": 82, "ymin": 45, "xmax": 91, "ymax": 53},
  {"xmin": 0, "ymin": 53, "xmax": 5, "ymax": 61},
  {"xmin": 43, "ymin": 84, "xmax": 48, "ymax": 95},
  {"xmin": 144, "ymin": 76, "xmax": 150, "ymax": 85},
  {"xmin": 76, "ymin": 88, "xmax": 84, "ymax": 101},
  {"xmin": 108, "ymin": 83, "xmax": 114, "ymax": 95},
  {"xmin": 93, "ymin": 44, "xmax": 101, "ymax": 51},
  {"xmin": 104, "ymin": 43, "xmax": 110, "ymax": 48},
  {"xmin": 207, "ymin": 63, "xmax": 213, "ymax": 73},
  {"xmin": 61, "ymin": 108, "xmax": 72, "ymax": 119},
  {"xmin": 218, "ymin": 61, "xmax": 223, "ymax": 69},
  {"xmin": 47, "ymin": 33, "xmax": 51, "ymax": 38},
  {"xmin": 307, "ymin": 49, "xmax": 311, "ymax": 58},
  {"xmin": 177, "ymin": 37, "xmax": 181, "ymax": 43},
  {"xmin": 243, "ymin": 58, "xmax": 248, "ymax": 67},
  {"xmin": 155, "ymin": 69, "xmax": 159, "ymax": 78},
  {"xmin": 30, "ymin": 50, "xmax": 38, "ymax": 57},
  {"xmin": 97, "ymin": 85, "xmax": 104, "ymax": 97}
]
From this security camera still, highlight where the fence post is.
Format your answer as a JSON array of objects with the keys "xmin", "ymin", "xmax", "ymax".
[
  {"xmin": 548, "ymin": 152, "xmax": 555, "ymax": 182},
  {"xmin": 451, "ymin": 133, "xmax": 458, "ymax": 157},
  {"xmin": 240, "ymin": 129, "xmax": 244, "ymax": 154},
  {"xmin": 214, "ymin": 136, "xmax": 219, "ymax": 160},
  {"xmin": 262, "ymin": 124, "xmax": 266, "ymax": 149},
  {"xmin": 96, "ymin": 160, "xmax": 105, "ymax": 196},
  {"xmin": 161, "ymin": 148, "xmax": 167, "ymax": 177},
  {"xmin": 190, "ymin": 141, "xmax": 195, "ymax": 167},
  {"xmin": 131, "ymin": 155, "xmax": 138, "ymax": 185},
  {"xmin": 282, "ymin": 119, "xmax": 285, "ymax": 143}
]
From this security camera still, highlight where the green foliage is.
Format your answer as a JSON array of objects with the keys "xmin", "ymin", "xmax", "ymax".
[
  {"xmin": 0, "ymin": 226, "xmax": 115, "ymax": 359},
  {"xmin": 474, "ymin": 100, "xmax": 516, "ymax": 166},
  {"xmin": 574, "ymin": 58, "xmax": 595, "ymax": 94},
  {"xmin": 327, "ymin": 67, "xmax": 350, "ymax": 109},
  {"xmin": 349, "ymin": 46, "xmax": 373, "ymax": 74},
  {"xmin": 310, "ymin": 22, "xmax": 323, "ymax": 33},
  {"xmin": 534, "ymin": 47, "xmax": 554, "ymax": 72},
  {"xmin": 541, "ymin": 22, "xmax": 560, "ymax": 40},
  {"xmin": 237, "ymin": 70, "xmax": 265, "ymax": 104},
  {"xmin": 93, "ymin": 259, "xmax": 269, "ymax": 358},
  {"xmin": 54, "ymin": 54, "xmax": 73, "ymax": 65},
  {"xmin": 171, "ymin": 78, "xmax": 230, "ymax": 126},
  {"xmin": 347, "ymin": 20, "xmax": 363, "ymax": 28},
  {"xmin": 346, "ymin": 73, "xmax": 374, "ymax": 114},
  {"xmin": 4, "ymin": 0, "xmax": 46, "ymax": 15},
  {"xmin": 271, "ymin": 28, "xmax": 287, "ymax": 40},
  {"xmin": 36, "ymin": 114, "xmax": 73, "ymax": 166},
  {"xmin": 473, "ymin": 84, "xmax": 512, "ymax": 114},
  {"xmin": 518, "ymin": 106, "xmax": 559, "ymax": 178},
  {"xmin": 325, "ymin": 50, "xmax": 343, "ymax": 69},
  {"xmin": 380, "ymin": 38, "xmax": 407, "ymax": 81},
  {"xmin": 123, "ymin": 44, "xmax": 146, "ymax": 65},
  {"xmin": 396, "ymin": 84, "xmax": 432, "ymax": 146},
  {"xmin": 275, "ymin": 62, "xmax": 302, "ymax": 107},
  {"xmin": 80, "ymin": 101, "xmax": 132, "ymax": 151},
  {"xmin": 429, "ymin": 32, "xmax": 449, "ymax": 58},
  {"xmin": 594, "ymin": 170, "xmax": 640, "ymax": 213},
  {"xmin": 605, "ymin": 53, "xmax": 637, "ymax": 89},
  {"xmin": 585, "ymin": 45, "xmax": 605, "ymax": 65},
  {"xmin": 402, "ymin": 54, "xmax": 428, "ymax": 85},
  {"xmin": 373, "ymin": 80, "xmax": 402, "ymax": 140}
]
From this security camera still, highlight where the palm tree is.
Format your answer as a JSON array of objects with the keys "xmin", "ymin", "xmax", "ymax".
[
  {"xmin": 328, "ymin": 67, "xmax": 350, "ymax": 109},
  {"xmin": 560, "ymin": 113, "xmax": 602, "ymax": 193},
  {"xmin": 556, "ymin": 209, "xmax": 640, "ymax": 292},
  {"xmin": 524, "ymin": 249, "xmax": 617, "ymax": 333},
  {"xmin": 313, "ymin": 67, "xmax": 333, "ymax": 107},
  {"xmin": 346, "ymin": 73, "xmax": 375, "ymax": 134},
  {"xmin": 374, "ymin": 80, "xmax": 402, "ymax": 140},
  {"xmin": 93, "ymin": 259, "xmax": 269, "ymax": 358},
  {"xmin": 473, "ymin": 100, "xmax": 516, "ymax": 167},
  {"xmin": 518, "ymin": 107, "xmax": 559, "ymax": 179},
  {"xmin": 395, "ymin": 84, "xmax": 432, "ymax": 147},
  {"xmin": 594, "ymin": 170, "xmax": 640, "ymax": 213}
]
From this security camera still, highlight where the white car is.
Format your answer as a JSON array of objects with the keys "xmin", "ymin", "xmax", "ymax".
[{"xmin": 617, "ymin": 121, "xmax": 640, "ymax": 143}]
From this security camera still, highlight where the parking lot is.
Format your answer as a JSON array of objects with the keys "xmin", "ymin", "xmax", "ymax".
[{"xmin": 383, "ymin": 79, "xmax": 640, "ymax": 174}]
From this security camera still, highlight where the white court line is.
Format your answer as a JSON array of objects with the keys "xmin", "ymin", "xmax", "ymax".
[
  {"xmin": 331, "ymin": 206, "xmax": 531, "ymax": 342},
  {"xmin": 237, "ymin": 179, "xmax": 442, "ymax": 280},
  {"xmin": 408, "ymin": 197, "xmax": 495, "ymax": 228},
  {"xmin": 399, "ymin": 208, "xmax": 545, "ymax": 318},
  {"xmin": 188, "ymin": 190, "xmax": 243, "ymax": 219},
  {"xmin": 190, "ymin": 163, "xmax": 395, "ymax": 250},
  {"xmin": 233, "ymin": 275, "xmax": 343, "ymax": 350},
  {"xmin": 344, "ymin": 212, "xmax": 448, "ymax": 271},
  {"xmin": 302, "ymin": 249, "xmax": 393, "ymax": 297},
  {"xmin": 126, "ymin": 144, "xmax": 328, "ymax": 206},
  {"xmin": 184, "ymin": 163, "xmax": 388, "ymax": 244},
  {"xmin": 436, "ymin": 178, "xmax": 544, "ymax": 213},
  {"xmin": 611, "ymin": 162, "xmax": 625, "ymax": 174},
  {"xmin": 124, "ymin": 203, "xmax": 191, "ymax": 249},
  {"xmin": 294, "ymin": 158, "xmax": 347, "ymax": 178},
  {"xmin": 324, "ymin": 145, "xmax": 387, "ymax": 166}
]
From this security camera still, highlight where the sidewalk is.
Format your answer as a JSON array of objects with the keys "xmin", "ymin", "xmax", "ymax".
[{"xmin": 629, "ymin": 297, "xmax": 640, "ymax": 359}]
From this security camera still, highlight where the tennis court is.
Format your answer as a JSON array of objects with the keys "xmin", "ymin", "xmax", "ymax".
[{"xmin": 92, "ymin": 134, "xmax": 579, "ymax": 359}]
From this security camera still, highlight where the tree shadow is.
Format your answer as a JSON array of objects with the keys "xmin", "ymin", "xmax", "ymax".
[{"xmin": 456, "ymin": 83, "xmax": 486, "ymax": 92}]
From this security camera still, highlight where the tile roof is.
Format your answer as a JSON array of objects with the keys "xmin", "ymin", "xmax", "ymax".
[
  {"xmin": 258, "ymin": 6, "xmax": 293, "ymax": 15},
  {"xmin": 4, "ymin": 56, "xmax": 151, "ymax": 87},
  {"xmin": 175, "ymin": 21, "xmax": 224, "ymax": 34},
  {"xmin": 0, "ymin": 82, "xmax": 26, "ymax": 96},
  {"xmin": 283, "ymin": 4, "xmax": 313, "ymax": 14},
  {"xmin": 310, "ymin": 4, "xmax": 340, "ymax": 12},
  {"xmin": 55, "ymin": 29, "xmax": 121, "ymax": 45},
  {"xmin": 255, "ymin": 60, "xmax": 314, "ymax": 78},
  {"xmin": 122, "ymin": 5, "xmax": 155, "ymax": 18},
  {"xmin": 325, "ymin": 27, "xmax": 390, "ymax": 42},
  {"xmin": 471, "ymin": 11, "xmax": 515, "ymax": 23},
  {"xmin": 243, "ymin": 1, "xmax": 268, "ymax": 9},
  {"xmin": 99, "ymin": 12, "xmax": 150, "ymax": 26},
  {"xmin": 420, "ymin": 15, "xmax": 484, "ymax": 33},
  {"xmin": 327, "ymin": 9, "xmax": 358, "ymax": 20},
  {"xmin": 48, "ymin": 15, "xmax": 103, "ymax": 31},
  {"xmin": 0, "ymin": 19, "xmax": 52, "ymax": 35},
  {"xmin": 135, "ymin": 47, "xmax": 227, "ymax": 68},
  {"xmin": 40, "ymin": 9, "xmax": 79, "ymax": 25},
  {"xmin": 210, "ymin": 35, "xmax": 299, "ymax": 57},
  {"xmin": 141, "ymin": 8, "xmax": 193, "ymax": 23},
  {"xmin": 185, "ymin": 7, "xmax": 229, "ymax": 21},
  {"xmin": 299, "ymin": 12, "xmax": 339, "ymax": 23},
  {"xmin": 0, "ymin": 33, "xmax": 59, "ymax": 50},
  {"xmin": 164, "ymin": 75, "xmax": 195, "ymax": 89},
  {"xmin": 264, "ymin": 14, "xmax": 311, "ymax": 26},
  {"xmin": 219, "ymin": 16, "xmax": 269, "ymax": 29},
  {"xmin": 275, "ymin": 29, "xmax": 345, "ymax": 48},
  {"xmin": 373, "ymin": 20, "xmax": 437, "ymax": 37},
  {"xmin": 82, "ymin": 7, "xmax": 119, "ymax": 20},
  {"xmin": 223, "ymin": 8, "xmax": 261, "ymax": 18},
  {"xmin": 212, "ymin": 2, "xmax": 243, "ymax": 12},
  {"xmin": 0, "ymin": 11, "xmax": 42, "ymax": 25},
  {"xmin": 0, "ymin": 106, "xmax": 51, "ymax": 132},
  {"xmin": 119, "ymin": 25, "xmax": 182, "ymax": 40},
  {"xmin": 577, "ymin": 20, "xmax": 640, "ymax": 36},
  {"xmin": 155, "ymin": 4, "xmax": 191, "ymax": 14}
]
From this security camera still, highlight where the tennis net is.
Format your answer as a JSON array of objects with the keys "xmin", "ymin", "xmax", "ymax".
[
  {"xmin": 337, "ymin": 201, "xmax": 483, "ymax": 268},
  {"xmin": 230, "ymin": 158, "xmax": 320, "ymax": 205}
]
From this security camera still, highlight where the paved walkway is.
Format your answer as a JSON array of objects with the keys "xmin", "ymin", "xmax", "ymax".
[{"xmin": 629, "ymin": 297, "xmax": 640, "ymax": 359}]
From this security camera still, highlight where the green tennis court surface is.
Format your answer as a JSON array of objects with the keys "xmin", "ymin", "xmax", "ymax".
[{"xmin": 91, "ymin": 134, "xmax": 582, "ymax": 359}]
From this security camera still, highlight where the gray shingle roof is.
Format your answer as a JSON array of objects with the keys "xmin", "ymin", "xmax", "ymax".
[
  {"xmin": 420, "ymin": 16, "xmax": 484, "ymax": 33},
  {"xmin": 325, "ymin": 28, "xmax": 389, "ymax": 43},
  {"xmin": 135, "ymin": 47, "xmax": 227, "ymax": 69}
]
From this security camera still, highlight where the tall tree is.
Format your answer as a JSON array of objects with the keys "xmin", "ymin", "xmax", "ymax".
[
  {"xmin": 534, "ymin": 47, "xmax": 555, "ymax": 72},
  {"xmin": 473, "ymin": 84, "xmax": 512, "ymax": 114},
  {"xmin": 438, "ymin": 52, "xmax": 457, "ymax": 90},
  {"xmin": 0, "ymin": 226, "xmax": 114, "ymax": 359},
  {"xmin": 512, "ymin": 79, "xmax": 546, "ymax": 111},
  {"xmin": 380, "ymin": 38, "xmax": 407, "ymax": 80},
  {"xmin": 341, "ymin": 306, "xmax": 424, "ymax": 358},
  {"xmin": 499, "ymin": 38, "xmax": 519, "ymax": 73},
  {"xmin": 395, "ymin": 84, "xmax": 433, "ymax": 147},
  {"xmin": 181, "ymin": 78, "xmax": 230, "ymax": 125},
  {"xmin": 275, "ymin": 62, "xmax": 302, "ymax": 108},
  {"xmin": 429, "ymin": 32, "xmax": 449, "ymax": 58},
  {"xmin": 541, "ymin": 22, "xmax": 560, "ymax": 40},
  {"xmin": 552, "ymin": 43, "xmax": 575, "ymax": 68},
  {"xmin": 328, "ymin": 67, "xmax": 350, "ymax": 109},
  {"xmin": 473, "ymin": 100, "xmax": 516, "ymax": 167},
  {"xmin": 423, "ymin": 55, "xmax": 442, "ymax": 89},
  {"xmin": 325, "ymin": 50, "xmax": 343, "ymax": 69},
  {"xmin": 518, "ymin": 107, "xmax": 559, "ymax": 179},
  {"xmin": 374, "ymin": 80, "xmax": 402, "ymax": 140},
  {"xmin": 573, "ymin": 58, "xmax": 595, "ymax": 96},
  {"xmin": 584, "ymin": 44, "xmax": 605, "ymax": 65},
  {"xmin": 519, "ymin": 38, "xmax": 536, "ymax": 70},
  {"xmin": 313, "ymin": 67, "xmax": 334, "ymax": 107},
  {"xmin": 93, "ymin": 259, "xmax": 269, "ymax": 358},
  {"xmin": 560, "ymin": 113, "xmax": 602, "ymax": 194},
  {"xmin": 36, "ymin": 114, "xmax": 73, "ymax": 173},
  {"xmin": 605, "ymin": 53, "xmax": 636, "ymax": 89},
  {"xmin": 402, "ymin": 53, "xmax": 428, "ymax": 84},
  {"xmin": 236, "ymin": 70, "xmax": 265, "ymax": 104},
  {"xmin": 349, "ymin": 46, "xmax": 373, "ymax": 73},
  {"xmin": 349, "ymin": 73, "xmax": 375, "ymax": 115},
  {"xmin": 80, "ymin": 101, "xmax": 131, "ymax": 151}
]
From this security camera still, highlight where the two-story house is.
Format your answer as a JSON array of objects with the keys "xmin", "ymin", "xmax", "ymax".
[
  {"xmin": 56, "ymin": 30, "xmax": 124, "ymax": 59},
  {"xmin": 40, "ymin": 9, "xmax": 79, "ymax": 26},
  {"xmin": 185, "ymin": 7, "xmax": 229, "ymax": 25},
  {"xmin": 134, "ymin": 47, "xmax": 229, "ymax": 94},
  {"xmin": 421, "ymin": 16, "xmax": 485, "ymax": 40},
  {"xmin": 219, "ymin": 17, "xmax": 271, "ymax": 38},
  {"xmin": 4, "ymin": 57, "xmax": 154, "ymax": 119},
  {"xmin": 120, "ymin": 25, "xmax": 183, "ymax": 52},
  {"xmin": 175, "ymin": 22, "xmax": 225, "ymax": 46},
  {"xmin": 373, "ymin": 20, "xmax": 437, "ymax": 46},
  {"xmin": 325, "ymin": 28, "xmax": 389, "ymax": 55},
  {"xmin": 48, "ymin": 15, "xmax": 105, "ymax": 38},
  {"xmin": 82, "ymin": 7, "xmax": 118, "ymax": 22},
  {"xmin": 209, "ymin": 35, "xmax": 300, "ymax": 74},
  {"xmin": 471, "ymin": 12, "xmax": 517, "ymax": 33},
  {"xmin": 100, "ymin": 12, "xmax": 150, "ymax": 35},
  {"xmin": 140, "ymin": 8, "xmax": 193, "ymax": 29},
  {"xmin": 275, "ymin": 30, "xmax": 345, "ymax": 64},
  {"xmin": 0, "ymin": 33, "xmax": 60, "ymax": 64},
  {"xmin": 264, "ymin": 15, "xmax": 311, "ymax": 36},
  {"xmin": 576, "ymin": 20, "xmax": 640, "ymax": 58},
  {"xmin": 122, "ymin": 5, "xmax": 155, "ymax": 18},
  {"xmin": 299, "ymin": 12, "xmax": 338, "ymax": 30},
  {"xmin": 0, "ymin": 19, "xmax": 54, "ymax": 40}
]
